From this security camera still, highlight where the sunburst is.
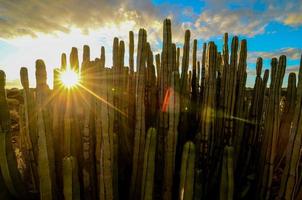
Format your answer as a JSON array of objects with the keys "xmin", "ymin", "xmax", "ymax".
[{"xmin": 59, "ymin": 69, "xmax": 80, "ymax": 88}]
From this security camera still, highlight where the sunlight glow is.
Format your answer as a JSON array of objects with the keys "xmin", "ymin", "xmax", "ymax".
[{"xmin": 60, "ymin": 69, "xmax": 80, "ymax": 88}]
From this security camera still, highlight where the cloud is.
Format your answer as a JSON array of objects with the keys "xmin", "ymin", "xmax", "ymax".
[
  {"xmin": 1, "ymin": 0, "xmax": 301, "ymax": 41},
  {"xmin": 185, "ymin": 9, "xmax": 268, "ymax": 39},
  {"xmin": 285, "ymin": 65, "xmax": 300, "ymax": 73},
  {"xmin": 181, "ymin": 0, "xmax": 302, "ymax": 40},
  {"xmin": 0, "ymin": 0, "xmax": 163, "ymax": 39},
  {"xmin": 248, "ymin": 48, "xmax": 302, "ymax": 63},
  {"xmin": 282, "ymin": 13, "xmax": 302, "ymax": 26}
]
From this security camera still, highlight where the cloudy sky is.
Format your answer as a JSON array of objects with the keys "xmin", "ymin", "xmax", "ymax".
[{"xmin": 0, "ymin": 0, "xmax": 301, "ymax": 87}]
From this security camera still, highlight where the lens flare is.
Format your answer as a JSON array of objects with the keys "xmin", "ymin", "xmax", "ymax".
[{"xmin": 60, "ymin": 69, "xmax": 79, "ymax": 88}]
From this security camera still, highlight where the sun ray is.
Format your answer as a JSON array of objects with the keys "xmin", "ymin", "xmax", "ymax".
[{"xmin": 77, "ymin": 83, "xmax": 127, "ymax": 117}]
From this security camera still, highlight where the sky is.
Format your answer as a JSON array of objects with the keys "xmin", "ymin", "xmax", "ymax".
[{"xmin": 0, "ymin": 0, "xmax": 301, "ymax": 88}]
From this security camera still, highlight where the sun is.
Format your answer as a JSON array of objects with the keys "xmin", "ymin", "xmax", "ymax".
[{"xmin": 60, "ymin": 69, "xmax": 80, "ymax": 88}]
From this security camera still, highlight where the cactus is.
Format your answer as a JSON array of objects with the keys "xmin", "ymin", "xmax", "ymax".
[
  {"xmin": 20, "ymin": 67, "xmax": 38, "ymax": 160},
  {"xmin": 156, "ymin": 53, "xmax": 161, "ymax": 81},
  {"xmin": 191, "ymin": 39, "xmax": 198, "ymax": 104},
  {"xmin": 179, "ymin": 141, "xmax": 195, "ymax": 200},
  {"xmin": 156, "ymin": 18, "xmax": 173, "ymax": 199},
  {"xmin": 180, "ymin": 30, "xmax": 190, "ymax": 101},
  {"xmin": 61, "ymin": 53, "xmax": 67, "ymax": 71},
  {"xmin": 129, "ymin": 31, "xmax": 134, "ymax": 74},
  {"xmin": 70, "ymin": 47, "xmax": 79, "ymax": 72},
  {"xmin": 34, "ymin": 59, "xmax": 58, "ymax": 199},
  {"xmin": 233, "ymin": 39, "xmax": 247, "ymax": 160},
  {"xmin": 130, "ymin": 28, "xmax": 147, "ymax": 200},
  {"xmin": 176, "ymin": 47, "xmax": 180, "ymax": 73},
  {"xmin": 278, "ymin": 54, "xmax": 302, "ymax": 200},
  {"xmin": 199, "ymin": 41, "xmax": 217, "ymax": 160},
  {"xmin": 141, "ymin": 128, "xmax": 157, "ymax": 200},
  {"xmin": 80, "ymin": 45, "xmax": 98, "ymax": 200},
  {"xmin": 20, "ymin": 67, "xmax": 39, "ymax": 191},
  {"xmin": 276, "ymin": 72, "xmax": 296, "ymax": 163},
  {"xmin": 259, "ymin": 55, "xmax": 286, "ymax": 199},
  {"xmin": 127, "ymin": 32, "xmax": 136, "ymax": 148},
  {"xmin": 63, "ymin": 156, "xmax": 80, "ymax": 200},
  {"xmin": 174, "ymin": 31, "xmax": 191, "ymax": 199},
  {"xmin": 163, "ymin": 72, "xmax": 180, "ymax": 200},
  {"xmin": 220, "ymin": 146, "xmax": 234, "ymax": 200},
  {"xmin": 97, "ymin": 68, "xmax": 117, "ymax": 200},
  {"xmin": 1, "ymin": 70, "xmax": 28, "ymax": 198},
  {"xmin": 224, "ymin": 36, "xmax": 238, "ymax": 145}
]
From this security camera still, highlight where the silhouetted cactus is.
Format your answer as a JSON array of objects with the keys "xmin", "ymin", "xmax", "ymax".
[
  {"xmin": 61, "ymin": 53, "xmax": 67, "ymax": 71},
  {"xmin": 278, "ymin": 54, "xmax": 302, "ymax": 200},
  {"xmin": 276, "ymin": 72, "xmax": 296, "ymax": 163},
  {"xmin": 130, "ymin": 28, "xmax": 147, "ymax": 200},
  {"xmin": 35, "ymin": 59, "xmax": 58, "ymax": 199},
  {"xmin": 259, "ymin": 55, "xmax": 286, "ymax": 199},
  {"xmin": 20, "ymin": 67, "xmax": 38, "ymax": 191},
  {"xmin": 70, "ymin": 47, "xmax": 79, "ymax": 72}
]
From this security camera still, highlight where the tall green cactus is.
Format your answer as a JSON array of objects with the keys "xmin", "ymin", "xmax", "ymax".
[
  {"xmin": 220, "ymin": 146, "xmax": 234, "ymax": 200},
  {"xmin": 157, "ymin": 18, "xmax": 174, "ymax": 199},
  {"xmin": 179, "ymin": 141, "xmax": 195, "ymax": 200},
  {"xmin": 199, "ymin": 41, "xmax": 217, "ymax": 160},
  {"xmin": 163, "ymin": 72, "xmax": 180, "ymax": 200},
  {"xmin": 96, "ymin": 68, "xmax": 117, "ymax": 200},
  {"xmin": 180, "ymin": 30, "xmax": 190, "ymax": 105},
  {"xmin": 0, "ymin": 70, "xmax": 26, "ymax": 198},
  {"xmin": 63, "ymin": 156, "xmax": 80, "ymax": 200},
  {"xmin": 141, "ymin": 128, "xmax": 157, "ymax": 200},
  {"xmin": 35, "ymin": 59, "xmax": 58, "ymax": 199},
  {"xmin": 130, "ymin": 28, "xmax": 147, "ymax": 200},
  {"xmin": 233, "ymin": 39, "xmax": 247, "ymax": 163},
  {"xmin": 20, "ymin": 67, "xmax": 39, "ymax": 191}
]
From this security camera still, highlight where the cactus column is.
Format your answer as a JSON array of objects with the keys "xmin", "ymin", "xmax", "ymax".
[
  {"xmin": 130, "ymin": 28, "xmax": 147, "ymax": 200},
  {"xmin": 35, "ymin": 60, "xmax": 57, "ymax": 200}
]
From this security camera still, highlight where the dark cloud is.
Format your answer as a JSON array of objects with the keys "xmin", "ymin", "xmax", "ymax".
[
  {"xmin": 0, "ymin": 0, "xmax": 163, "ymax": 38},
  {"xmin": 1, "ymin": 0, "xmax": 301, "ymax": 39}
]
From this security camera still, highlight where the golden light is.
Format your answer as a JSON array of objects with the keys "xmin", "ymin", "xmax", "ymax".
[{"xmin": 60, "ymin": 69, "xmax": 80, "ymax": 88}]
